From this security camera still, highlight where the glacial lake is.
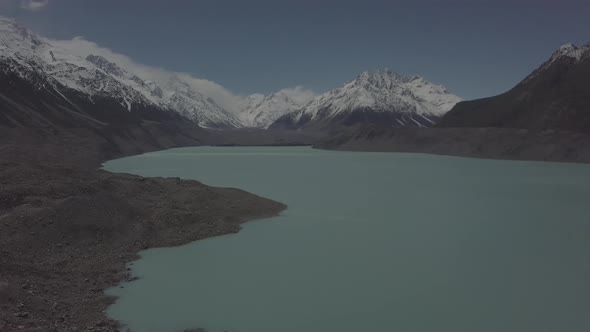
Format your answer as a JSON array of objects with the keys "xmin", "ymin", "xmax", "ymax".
[{"xmin": 103, "ymin": 146, "xmax": 590, "ymax": 332}]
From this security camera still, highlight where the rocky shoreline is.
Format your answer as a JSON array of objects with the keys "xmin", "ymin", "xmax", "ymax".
[
  {"xmin": 3, "ymin": 124, "xmax": 590, "ymax": 332},
  {"xmin": 0, "ymin": 136, "xmax": 286, "ymax": 332},
  {"xmin": 315, "ymin": 126, "xmax": 590, "ymax": 164}
]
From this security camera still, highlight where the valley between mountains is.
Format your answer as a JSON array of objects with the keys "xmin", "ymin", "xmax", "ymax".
[
  {"xmin": 3, "ymin": 16, "xmax": 590, "ymax": 163},
  {"xmin": 2, "ymin": 15, "xmax": 590, "ymax": 331}
]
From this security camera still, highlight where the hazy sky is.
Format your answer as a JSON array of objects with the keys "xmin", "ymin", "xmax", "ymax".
[{"xmin": 2, "ymin": 0, "xmax": 590, "ymax": 99}]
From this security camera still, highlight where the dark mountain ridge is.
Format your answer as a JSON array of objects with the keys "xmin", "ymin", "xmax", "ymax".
[{"xmin": 439, "ymin": 43, "xmax": 590, "ymax": 132}]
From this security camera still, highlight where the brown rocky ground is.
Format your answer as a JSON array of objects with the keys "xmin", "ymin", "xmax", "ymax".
[
  {"xmin": 0, "ymin": 132, "xmax": 286, "ymax": 331},
  {"xmin": 315, "ymin": 126, "xmax": 590, "ymax": 164}
]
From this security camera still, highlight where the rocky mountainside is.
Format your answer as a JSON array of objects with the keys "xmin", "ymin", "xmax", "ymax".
[
  {"xmin": 0, "ymin": 17, "xmax": 208, "ymax": 159},
  {"xmin": 270, "ymin": 69, "xmax": 461, "ymax": 130},
  {"xmin": 439, "ymin": 43, "xmax": 590, "ymax": 132}
]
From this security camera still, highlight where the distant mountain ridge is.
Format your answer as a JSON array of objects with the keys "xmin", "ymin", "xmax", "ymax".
[
  {"xmin": 239, "ymin": 87, "xmax": 315, "ymax": 128},
  {"xmin": 0, "ymin": 17, "xmax": 244, "ymax": 128},
  {"xmin": 0, "ymin": 17, "xmax": 465, "ymax": 131},
  {"xmin": 439, "ymin": 42, "xmax": 590, "ymax": 132},
  {"xmin": 0, "ymin": 17, "xmax": 319, "ymax": 129},
  {"xmin": 270, "ymin": 69, "xmax": 462, "ymax": 130}
]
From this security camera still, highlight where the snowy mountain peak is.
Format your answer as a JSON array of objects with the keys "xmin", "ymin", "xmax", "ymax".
[
  {"xmin": 354, "ymin": 69, "xmax": 407, "ymax": 89},
  {"xmin": 86, "ymin": 54, "xmax": 126, "ymax": 77},
  {"xmin": 270, "ymin": 68, "xmax": 462, "ymax": 129},
  {"xmin": 0, "ymin": 17, "xmax": 35, "ymax": 41},
  {"xmin": 559, "ymin": 43, "xmax": 576, "ymax": 51},
  {"xmin": 239, "ymin": 87, "xmax": 316, "ymax": 128},
  {"xmin": 523, "ymin": 43, "xmax": 590, "ymax": 83},
  {"xmin": 0, "ymin": 17, "xmax": 45, "ymax": 53},
  {"xmin": 406, "ymin": 74, "xmax": 423, "ymax": 82},
  {"xmin": 338, "ymin": 69, "xmax": 460, "ymax": 115},
  {"xmin": 549, "ymin": 43, "xmax": 590, "ymax": 63}
]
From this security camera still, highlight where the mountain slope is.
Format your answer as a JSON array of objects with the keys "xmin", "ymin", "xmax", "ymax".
[
  {"xmin": 0, "ymin": 18, "xmax": 207, "ymax": 159},
  {"xmin": 239, "ymin": 87, "xmax": 315, "ymax": 128},
  {"xmin": 439, "ymin": 43, "xmax": 590, "ymax": 132},
  {"xmin": 0, "ymin": 17, "xmax": 240, "ymax": 128},
  {"xmin": 270, "ymin": 69, "xmax": 461, "ymax": 130},
  {"xmin": 160, "ymin": 75, "xmax": 242, "ymax": 128}
]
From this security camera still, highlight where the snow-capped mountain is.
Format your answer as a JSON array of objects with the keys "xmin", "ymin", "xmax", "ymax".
[
  {"xmin": 159, "ymin": 75, "xmax": 242, "ymax": 128},
  {"xmin": 0, "ymin": 17, "xmax": 239, "ymax": 128},
  {"xmin": 239, "ymin": 87, "xmax": 315, "ymax": 128},
  {"xmin": 522, "ymin": 43, "xmax": 590, "ymax": 84},
  {"xmin": 0, "ymin": 17, "xmax": 462, "ymax": 131},
  {"xmin": 270, "ymin": 69, "xmax": 461, "ymax": 130},
  {"xmin": 0, "ymin": 16, "xmax": 205, "ymax": 153},
  {"xmin": 0, "ymin": 18, "xmax": 168, "ymax": 109}
]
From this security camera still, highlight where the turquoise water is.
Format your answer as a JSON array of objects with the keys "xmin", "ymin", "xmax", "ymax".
[{"xmin": 103, "ymin": 147, "xmax": 590, "ymax": 332}]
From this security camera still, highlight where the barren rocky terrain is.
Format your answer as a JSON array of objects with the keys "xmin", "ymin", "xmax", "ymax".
[{"xmin": 0, "ymin": 132, "xmax": 286, "ymax": 332}]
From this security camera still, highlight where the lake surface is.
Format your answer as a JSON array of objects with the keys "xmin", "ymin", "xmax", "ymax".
[{"xmin": 103, "ymin": 147, "xmax": 590, "ymax": 332}]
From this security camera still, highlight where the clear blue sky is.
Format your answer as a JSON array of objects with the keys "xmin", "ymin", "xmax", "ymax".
[{"xmin": 2, "ymin": 0, "xmax": 590, "ymax": 99}]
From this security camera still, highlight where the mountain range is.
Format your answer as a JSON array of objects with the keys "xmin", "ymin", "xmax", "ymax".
[
  {"xmin": 4, "ymin": 12, "xmax": 590, "ymax": 332},
  {"xmin": 318, "ymin": 41, "xmax": 590, "ymax": 163},
  {"xmin": 0, "ymin": 17, "xmax": 241, "ymax": 128},
  {"xmin": 0, "ymin": 17, "xmax": 461, "ymax": 130},
  {"xmin": 2, "ymin": 16, "xmax": 589, "ymax": 163}
]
